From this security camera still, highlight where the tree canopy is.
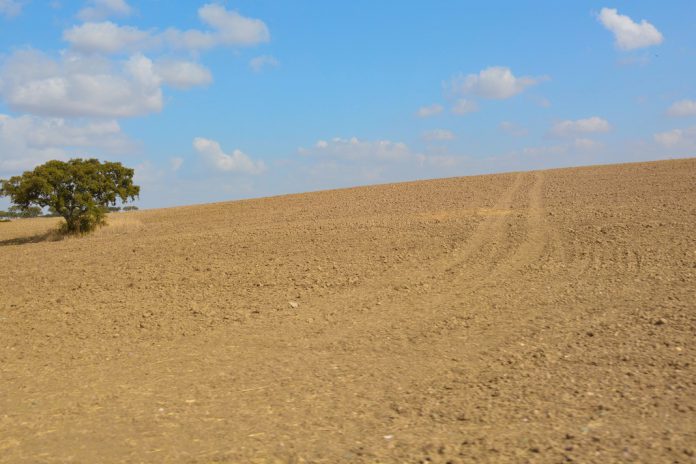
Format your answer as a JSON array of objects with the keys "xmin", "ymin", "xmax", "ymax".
[{"xmin": 0, "ymin": 159, "xmax": 140, "ymax": 234}]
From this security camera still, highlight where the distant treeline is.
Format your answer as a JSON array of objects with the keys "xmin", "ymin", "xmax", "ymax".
[{"xmin": 0, "ymin": 205, "xmax": 138, "ymax": 219}]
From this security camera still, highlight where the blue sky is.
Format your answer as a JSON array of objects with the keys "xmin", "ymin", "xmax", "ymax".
[{"xmin": 1, "ymin": 1, "xmax": 695, "ymax": 208}]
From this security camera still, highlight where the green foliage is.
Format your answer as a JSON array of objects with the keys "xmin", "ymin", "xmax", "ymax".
[
  {"xmin": 9, "ymin": 205, "xmax": 43, "ymax": 218},
  {"xmin": 122, "ymin": 205, "xmax": 139, "ymax": 212},
  {"xmin": 0, "ymin": 207, "xmax": 42, "ymax": 218},
  {"xmin": 107, "ymin": 206, "xmax": 122, "ymax": 212},
  {"xmin": 0, "ymin": 159, "xmax": 139, "ymax": 234}
]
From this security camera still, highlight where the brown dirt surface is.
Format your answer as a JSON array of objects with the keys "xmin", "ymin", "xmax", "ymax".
[{"xmin": 1, "ymin": 158, "xmax": 696, "ymax": 463}]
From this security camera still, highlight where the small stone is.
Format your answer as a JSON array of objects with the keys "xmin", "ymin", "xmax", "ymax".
[
  {"xmin": 654, "ymin": 318, "xmax": 667, "ymax": 326},
  {"xmin": 289, "ymin": 301, "xmax": 299, "ymax": 309}
]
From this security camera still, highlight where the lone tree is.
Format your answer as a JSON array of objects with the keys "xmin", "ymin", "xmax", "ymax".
[{"xmin": 0, "ymin": 159, "xmax": 139, "ymax": 234}]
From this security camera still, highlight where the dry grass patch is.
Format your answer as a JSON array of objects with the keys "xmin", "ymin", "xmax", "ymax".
[{"xmin": 93, "ymin": 214, "xmax": 146, "ymax": 237}]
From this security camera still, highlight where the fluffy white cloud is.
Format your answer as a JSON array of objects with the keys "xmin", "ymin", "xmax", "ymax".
[
  {"xmin": 0, "ymin": 50, "xmax": 163, "ymax": 118},
  {"xmin": 654, "ymin": 126, "xmax": 696, "ymax": 148},
  {"xmin": 78, "ymin": 0, "xmax": 133, "ymax": 21},
  {"xmin": 64, "ymin": 4, "xmax": 269, "ymax": 54},
  {"xmin": 249, "ymin": 55, "xmax": 279, "ymax": 72},
  {"xmin": 197, "ymin": 4, "xmax": 269, "ymax": 47},
  {"xmin": 422, "ymin": 129, "xmax": 455, "ymax": 141},
  {"xmin": 448, "ymin": 66, "xmax": 547, "ymax": 100},
  {"xmin": 154, "ymin": 60, "xmax": 212, "ymax": 89},
  {"xmin": 0, "ymin": 0, "xmax": 22, "ymax": 17},
  {"xmin": 499, "ymin": 121, "xmax": 528, "ymax": 137},
  {"xmin": 667, "ymin": 100, "xmax": 696, "ymax": 117},
  {"xmin": 451, "ymin": 98, "xmax": 478, "ymax": 115},
  {"xmin": 416, "ymin": 104, "xmax": 443, "ymax": 118},
  {"xmin": 63, "ymin": 22, "xmax": 152, "ymax": 54},
  {"xmin": 0, "ymin": 113, "xmax": 133, "ymax": 174},
  {"xmin": 193, "ymin": 137, "xmax": 266, "ymax": 174},
  {"xmin": 305, "ymin": 137, "xmax": 412, "ymax": 161},
  {"xmin": 598, "ymin": 8, "xmax": 663, "ymax": 50},
  {"xmin": 551, "ymin": 117, "xmax": 611, "ymax": 137}
]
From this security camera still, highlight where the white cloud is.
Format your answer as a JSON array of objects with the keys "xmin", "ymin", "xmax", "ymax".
[
  {"xmin": 417, "ymin": 104, "xmax": 443, "ymax": 118},
  {"xmin": 522, "ymin": 144, "xmax": 568, "ymax": 157},
  {"xmin": 170, "ymin": 156, "xmax": 184, "ymax": 171},
  {"xmin": 64, "ymin": 4, "xmax": 269, "ymax": 54},
  {"xmin": 63, "ymin": 22, "xmax": 152, "ymax": 54},
  {"xmin": 654, "ymin": 126, "xmax": 696, "ymax": 148},
  {"xmin": 416, "ymin": 154, "xmax": 464, "ymax": 168},
  {"xmin": 197, "ymin": 4, "xmax": 269, "ymax": 47},
  {"xmin": 63, "ymin": 21, "xmax": 159, "ymax": 53},
  {"xmin": 154, "ymin": 60, "xmax": 212, "ymax": 89},
  {"xmin": 0, "ymin": 0, "xmax": 23, "ymax": 17},
  {"xmin": 422, "ymin": 129, "xmax": 455, "ymax": 141},
  {"xmin": 550, "ymin": 117, "xmax": 611, "ymax": 137},
  {"xmin": 304, "ymin": 137, "xmax": 412, "ymax": 161},
  {"xmin": 499, "ymin": 121, "xmax": 528, "ymax": 137},
  {"xmin": 573, "ymin": 138, "xmax": 602, "ymax": 151},
  {"xmin": 448, "ymin": 66, "xmax": 547, "ymax": 100},
  {"xmin": 520, "ymin": 137, "xmax": 604, "ymax": 159},
  {"xmin": 0, "ymin": 113, "xmax": 133, "ymax": 174},
  {"xmin": 667, "ymin": 100, "xmax": 696, "ymax": 117},
  {"xmin": 0, "ymin": 50, "xmax": 163, "ymax": 118},
  {"xmin": 598, "ymin": 8, "xmax": 663, "ymax": 50},
  {"xmin": 249, "ymin": 55, "xmax": 279, "ymax": 72},
  {"xmin": 78, "ymin": 0, "xmax": 133, "ymax": 21},
  {"xmin": 193, "ymin": 137, "xmax": 266, "ymax": 174},
  {"xmin": 451, "ymin": 98, "xmax": 478, "ymax": 115}
]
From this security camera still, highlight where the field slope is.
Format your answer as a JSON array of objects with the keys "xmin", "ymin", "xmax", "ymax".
[{"xmin": 1, "ymin": 158, "xmax": 695, "ymax": 463}]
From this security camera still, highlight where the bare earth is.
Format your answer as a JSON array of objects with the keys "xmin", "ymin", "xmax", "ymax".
[{"xmin": 1, "ymin": 159, "xmax": 695, "ymax": 463}]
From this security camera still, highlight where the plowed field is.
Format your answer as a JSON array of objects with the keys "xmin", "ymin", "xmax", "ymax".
[{"xmin": 1, "ymin": 158, "xmax": 695, "ymax": 463}]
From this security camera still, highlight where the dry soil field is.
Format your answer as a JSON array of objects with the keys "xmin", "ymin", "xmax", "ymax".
[{"xmin": 1, "ymin": 159, "xmax": 695, "ymax": 463}]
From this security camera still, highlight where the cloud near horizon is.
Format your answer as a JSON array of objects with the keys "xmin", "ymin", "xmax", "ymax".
[
  {"xmin": 667, "ymin": 100, "xmax": 696, "ymax": 117},
  {"xmin": 417, "ymin": 104, "xmax": 443, "ymax": 118},
  {"xmin": 193, "ymin": 137, "xmax": 266, "ymax": 174},
  {"xmin": 300, "ymin": 137, "xmax": 413, "ymax": 161},
  {"xmin": 550, "ymin": 117, "xmax": 611, "ymax": 137},
  {"xmin": 422, "ymin": 129, "xmax": 455, "ymax": 141},
  {"xmin": 654, "ymin": 126, "xmax": 696, "ymax": 149},
  {"xmin": 0, "ymin": 113, "xmax": 133, "ymax": 174},
  {"xmin": 499, "ymin": 121, "xmax": 529, "ymax": 137}
]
